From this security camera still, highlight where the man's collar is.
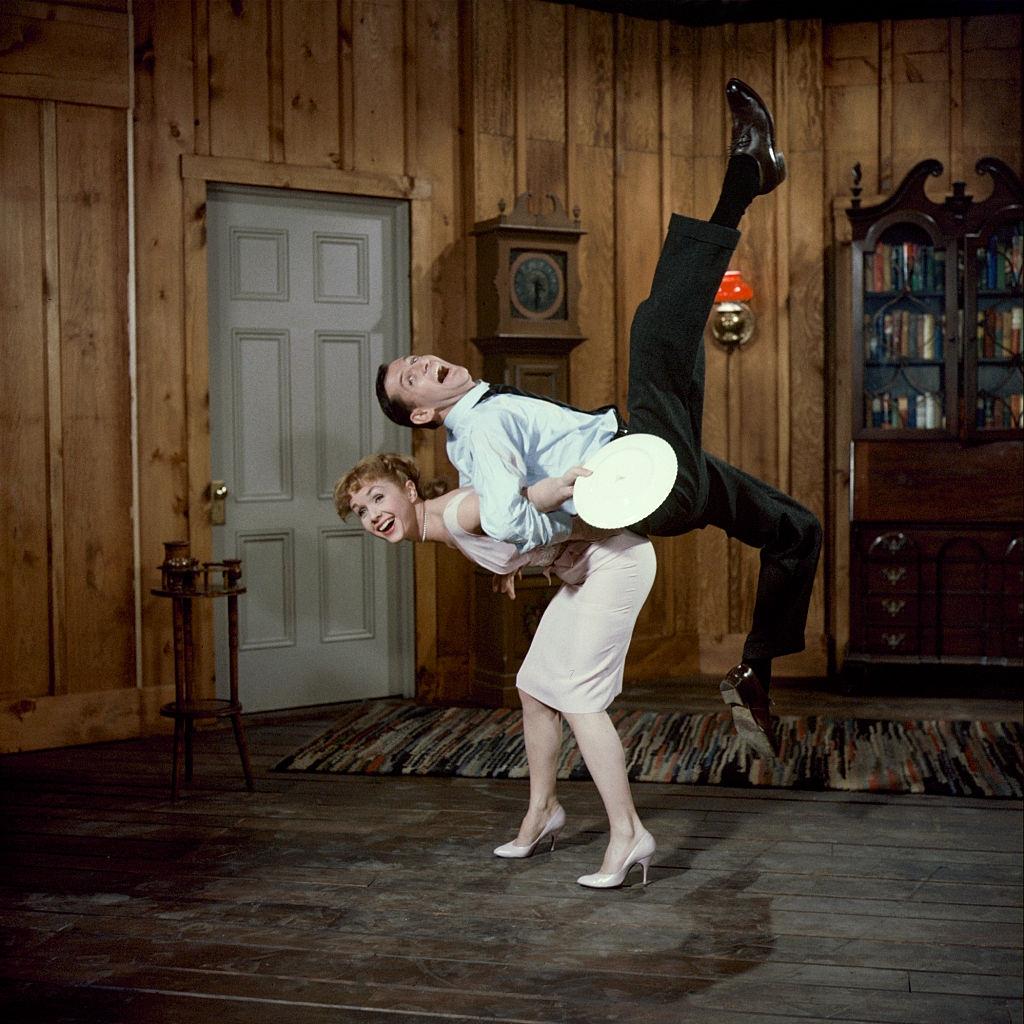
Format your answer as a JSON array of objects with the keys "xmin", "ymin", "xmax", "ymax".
[{"xmin": 443, "ymin": 380, "xmax": 490, "ymax": 434}]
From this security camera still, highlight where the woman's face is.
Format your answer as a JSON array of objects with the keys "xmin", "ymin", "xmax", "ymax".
[{"xmin": 347, "ymin": 476, "xmax": 419, "ymax": 543}]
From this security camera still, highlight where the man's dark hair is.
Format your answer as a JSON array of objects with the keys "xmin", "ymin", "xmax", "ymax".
[{"xmin": 375, "ymin": 362, "xmax": 441, "ymax": 430}]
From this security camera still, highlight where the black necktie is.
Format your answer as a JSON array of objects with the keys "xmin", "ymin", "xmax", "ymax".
[{"xmin": 476, "ymin": 383, "xmax": 629, "ymax": 436}]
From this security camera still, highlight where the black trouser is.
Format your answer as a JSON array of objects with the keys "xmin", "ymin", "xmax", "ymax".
[{"xmin": 625, "ymin": 214, "xmax": 822, "ymax": 661}]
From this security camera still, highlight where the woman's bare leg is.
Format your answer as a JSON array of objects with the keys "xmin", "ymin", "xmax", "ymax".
[
  {"xmin": 564, "ymin": 710, "xmax": 646, "ymax": 872},
  {"xmin": 514, "ymin": 690, "xmax": 563, "ymax": 844}
]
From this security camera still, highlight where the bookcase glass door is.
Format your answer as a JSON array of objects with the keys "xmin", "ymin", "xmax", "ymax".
[
  {"xmin": 965, "ymin": 218, "xmax": 1024, "ymax": 438},
  {"xmin": 859, "ymin": 223, "xmax": 950, "ymax": 434}
]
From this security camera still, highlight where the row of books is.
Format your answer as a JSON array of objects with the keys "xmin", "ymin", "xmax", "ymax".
[
  {"xmin": 866, "ymin": 243, "xmax": 945, "ymax": 293},
  {"xmin": 975, "ymin": 306, "xmax": 1023, "ymax": 357},
  {"xmin": 865, "ymin": 392, "xmax": 944, "ymax": 429},
  {"xmin": 975, "ymin": 227, "xmax": 1023, "ymax": 292},
  {"xmin": 976, "ymin": 393, "xmax": 1024, "ymax": 429},
  {"xmin": 864, "ymin": 311, "xmax": 944, "ymax": 360}
]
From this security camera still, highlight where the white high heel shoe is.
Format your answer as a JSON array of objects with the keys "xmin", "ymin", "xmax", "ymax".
[
  {"xmin": 493, "ymin": 805, "xmax": 566, "ymax": 859},
  {"xmin": 576, "ymin": 828, "xmax": 656, "ymax": 888}
]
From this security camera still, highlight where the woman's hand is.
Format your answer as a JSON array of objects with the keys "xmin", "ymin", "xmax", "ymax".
[
  {"xmin": 568, "ymin": 517, "xmax": 619, "ymax": 543},
  {"xmin": 492, "ymin": 570, "xmax": 521, "ymax": 600},
  {"xmin": 524, "ymin": 466, "xmax": 592, "ymax": 513}
]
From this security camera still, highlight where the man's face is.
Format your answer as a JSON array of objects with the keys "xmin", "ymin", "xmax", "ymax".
[
  {"xmin": 347, "ymin": 477, "xmax": 418, "ymax": 544},
  {"xmin": 384, "ymin": 354, "xmax": 474, "ymax": 425}
]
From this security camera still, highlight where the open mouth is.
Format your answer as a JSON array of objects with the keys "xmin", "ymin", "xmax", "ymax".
[
  {"xmin": 436, "ymin": 364, "xmax": 449, "ymax": 384},
  {"xmin": 377, "ymin": 516, "xmax": 396, "ymax": 536}
]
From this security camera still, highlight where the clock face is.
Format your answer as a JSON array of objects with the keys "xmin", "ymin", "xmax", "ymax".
[{"xmin": 509, "ymin": 250, "xmax": 566, "ymax": 320}]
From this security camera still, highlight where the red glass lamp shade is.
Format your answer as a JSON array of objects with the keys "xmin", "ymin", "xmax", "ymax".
[{"xmin": 715, "ymin": 269, "xmax": 754, "ymax": 304}]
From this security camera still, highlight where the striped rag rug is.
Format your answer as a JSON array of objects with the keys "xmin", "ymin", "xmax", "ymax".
[{"xmin": 274, "ymin": 700, "xmax": 1024, "ymax": 798}]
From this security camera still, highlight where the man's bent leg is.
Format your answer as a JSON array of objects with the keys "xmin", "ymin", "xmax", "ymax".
[
  {"xmin": 698, "ymin": 453, "xmax": 822, "ymax": 660},
  {"xmin": 697, "ymin": 453, "xmax": 822, "ymax": 757}
]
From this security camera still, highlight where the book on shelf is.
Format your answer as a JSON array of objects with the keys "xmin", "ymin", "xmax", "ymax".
[
  {"xmin": 867, "ymin": 391, "xmax": 943, "ymax": 429},
  {"xmin": 976, "ymin": 224, "xmax": 1024, "ymax": 291},
  {"xmin": 866, "ymin": 242, "xmax": 945, "ymax": 292},
  {"xmin": 976, "ymin": 392, "xmax": 1024, "ymax": 429},
  {"xmin": 975, "ymin": 305, "xmax": 1023, "ymax": 357},
  {"xmin": 865, "ymin": 310, "xmax": 944, "ymax": 360}
]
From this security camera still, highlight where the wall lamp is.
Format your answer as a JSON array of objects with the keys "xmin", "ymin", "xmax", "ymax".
[{"xmin": 710, "ymin": 269, "xmax": 755, "ymax": 350}]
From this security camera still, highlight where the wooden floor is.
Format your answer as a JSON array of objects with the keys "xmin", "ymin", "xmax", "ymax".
[{"xmin": 1, "ymin": 678, "xmax": 1022, "ymax": 1024}]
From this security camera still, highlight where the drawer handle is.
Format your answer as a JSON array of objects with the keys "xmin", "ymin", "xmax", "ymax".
[
  {"xmin": 870, "ymin": 531, "xmax": 909, "ymax": 555},
  {"xmin": 881, "ymin": 567, "xmax": 907, "ymax": 586},
  {"xmin": 882, "ymin": 632, "xmax": 906, "ymax": 649},
  {"xmin": 881, "ymin": 598, "xmax": 906, "ymax": 617}
]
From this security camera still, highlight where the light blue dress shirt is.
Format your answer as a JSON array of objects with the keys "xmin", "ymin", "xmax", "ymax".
[{"xmin": 444, "ymin": 381, "xmax": 619, "ymax": 552}]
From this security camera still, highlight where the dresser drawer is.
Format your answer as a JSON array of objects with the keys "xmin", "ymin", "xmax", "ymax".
[
  {"xmin": 865, "ymin": 562, "xmax": 919, "ymax": 593},
  {"xmin": 862, "ymin": 627, "xmax": 919, "ymax": 655},
  {"xmin": 864, "ymin": 593, "xmax": 918, "ymax": 625}
]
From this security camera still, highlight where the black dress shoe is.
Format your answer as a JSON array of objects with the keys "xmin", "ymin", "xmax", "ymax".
[
  {"xmin": 720, "ymin": 663, "xmax": 777, "ymax": 759},
  {"xmin": 725, "ymin": 78, "xmax": 786, "ymax": 196}
]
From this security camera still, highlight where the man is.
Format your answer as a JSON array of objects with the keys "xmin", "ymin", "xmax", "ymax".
[{"xmin": 375, "ymin": 79, "xmax": 822, "ymax": 758}]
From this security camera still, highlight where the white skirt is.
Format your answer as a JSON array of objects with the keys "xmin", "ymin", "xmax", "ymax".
[{"xmin": 515, "ymin": 532, "xmax": 657, "ymax": 714}]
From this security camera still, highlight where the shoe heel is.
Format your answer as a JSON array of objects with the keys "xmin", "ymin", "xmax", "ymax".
[
  {"xmin": 638, "ymin": 854, "xmax": 653, "ymax": 885},
  {"xmin": 549, "ymin": 830, "xmax": 560, "ymax": 852}
]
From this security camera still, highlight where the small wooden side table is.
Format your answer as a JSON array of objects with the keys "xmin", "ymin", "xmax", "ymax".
[{"xmin": 152, "ymin": 540, "xmax": 254, "ymax": 800}]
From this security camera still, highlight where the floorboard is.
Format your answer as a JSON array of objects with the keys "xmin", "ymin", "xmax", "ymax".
[{"xmin": 0, "ymin": 679, "xmax": 1021, "ymax": 1023}]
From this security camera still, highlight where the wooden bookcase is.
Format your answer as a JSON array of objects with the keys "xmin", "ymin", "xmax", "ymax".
[{"xmin": 842, "ymin": 158, "xmax": 1024, "ymax": 673}]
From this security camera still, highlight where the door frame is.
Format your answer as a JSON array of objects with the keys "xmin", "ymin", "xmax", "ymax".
[{"xmin": 180, "ymin": 155, "xmax": 435, "ymax": 702}]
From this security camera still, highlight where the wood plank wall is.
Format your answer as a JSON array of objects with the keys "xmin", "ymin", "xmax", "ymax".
[{"xmin": 1, "ymin": 0, "xmax": 1020, "ymax": 751}]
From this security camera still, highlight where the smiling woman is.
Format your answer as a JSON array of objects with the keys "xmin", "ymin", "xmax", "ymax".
[{"xmin": 333, "ymin": 451, "xmax": 660, "ymax": 888}]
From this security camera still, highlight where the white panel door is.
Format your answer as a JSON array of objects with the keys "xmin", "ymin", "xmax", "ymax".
[{"xmin": 207, "ymin": 186, "xmax": 412, "ymax": 712}]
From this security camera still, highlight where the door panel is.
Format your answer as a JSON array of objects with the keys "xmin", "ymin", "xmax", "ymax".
[{"xmin": 208, "ymin": 186, "xmax": 412, "ymax": 711}]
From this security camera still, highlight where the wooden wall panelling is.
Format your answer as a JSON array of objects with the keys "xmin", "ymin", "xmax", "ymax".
[
  {"xmin": 830, "ymin": 193, "xmax": 853, "ymax": 659},
  {"xmin": 338, "ymin": 0, "xmax": 355, "ymax": 171},
  {"xmin": 182, "ymin": 173, "xmax": 216, "ymax": 699},
  {"xmin": 823, "ymin": 23, "xmax": 880, "ymax": 204},
  {"xmin": 42, "ymin": 101, "xmax": 65, "ymax": 696},
  {"xmin": 732, "ymin": 22, "xmax": 781, "ymax": 643},
  {"xmin": 947, "ymin": 18, "xmax": 963, "ymax": 185},
  {"xmin": 280, "ymin": 0, "xmax": 342, "ymax": 168},
  {"xmin": 824, "ymin": 22, "xmax": 882, "ymax": 665},
  {"xmin": 0, "ymin": 98, "xmax": 50, "ymax": 699},
  {"xmin": 692, "ymin": 24, "xmax": 731, "ymax": 663},
  {"xmin": 961, "ymin": 15, "xmax": 1022, "ymax": 175},
  {"xmin": 351, "ymin": 0, "xmax": 406, "ymax": 175},
  {"xmin": 268, "ymin": 0, "xmax": 285, "ymax": 162},
  {"xmin": 472, "ymin": 0, "xmax": 515, "ymax": 225},
  {"xmin": 207, "ymin": 0, "xmax": 270, "ymax": 161},
  {"xmin": 567, "ymin": 5, "xmax": 615, "ymax": 415},
  {"xmin": 56, "ymin": 103, "xmax": 134, "ymax": 694},
  {"xmin": 133, "ymin": 0, "xmax": 194, "ymax": 693},
  {"xmin": 892, "ymin": 19, "xmax": 950, "ymax": 194},
  {"xmin": 0, "ymin": 1, "xmax": 128, "ymax": 108},
  {"xmin": 781, "ymin": 18, "xmax": 828, "ymax": 672},
  {"xmin": 522, "ymin": 0, "xmax": 567, "ymax": 204},
  {"xmin": 191, "ymin": 0, "xmax": 211, "ymax": 156},
  {"xmin": 878, "ymin": 20, "xmax": 893, "ymax": 192},
  {"xmin": 415, "ymin": 0, "xmax": 468, "ymax": 701}
]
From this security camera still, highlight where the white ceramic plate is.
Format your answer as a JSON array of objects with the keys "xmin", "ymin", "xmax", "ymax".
[{"xmin": 573, "ymin": 433, "xmax": 677, "ymax": 528}]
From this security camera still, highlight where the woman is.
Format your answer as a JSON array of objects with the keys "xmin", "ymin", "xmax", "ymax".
[{"xmin": 334, "ymin": 453, "xmax": 657, "ymax": 888}]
